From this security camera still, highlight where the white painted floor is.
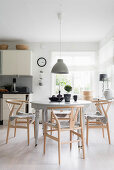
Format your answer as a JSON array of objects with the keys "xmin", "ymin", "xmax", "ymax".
[{"xmin": 0, "ymin": 104, "xmax": 114, "ymax": 170}]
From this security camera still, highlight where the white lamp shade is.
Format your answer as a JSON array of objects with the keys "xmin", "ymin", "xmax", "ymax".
[{"xmin": 51, "ymin": 59, "xmax": 69, "ymax": 74}]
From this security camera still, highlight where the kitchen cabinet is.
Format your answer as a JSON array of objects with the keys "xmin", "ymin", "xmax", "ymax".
[
  {"xmin": 2, "ymin": 94, "xmax": 30, "ymax": 125},
  {"xmin": 0, "ymin": 50, "xmax": 32, "ymax": 75}
]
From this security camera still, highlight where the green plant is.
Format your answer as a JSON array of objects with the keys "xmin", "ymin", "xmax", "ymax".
[{"xmin": 64, "ymin": 85, "xmax": 72, "ymax": 93}]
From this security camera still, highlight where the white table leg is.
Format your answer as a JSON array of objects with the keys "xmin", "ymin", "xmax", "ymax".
[
  {"xmin": 42, "ymin": 109, "xmax": 44, "ymax": 133},
  {"xmin": 78, "ymin": 109, "xmax": 85, "ymax": 148},
  {"xmin": 42, "ymin": 109, "xmax": 48, "ymax": 133},
  {"xmin": 42, "ymin": 109, "xmax": 48, "ymax": 134},
  {"xmin": 35, "ymin": 109, "xmax": 40, "ymax": 146}
]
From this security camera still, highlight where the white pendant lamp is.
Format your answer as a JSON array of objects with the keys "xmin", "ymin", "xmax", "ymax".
[{"xmin": 51, "ymin": 13, "xmax": 69, "ymax": 74}]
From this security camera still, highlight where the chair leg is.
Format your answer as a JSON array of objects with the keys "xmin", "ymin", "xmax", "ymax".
[
  {"xmin": 80, "ymin": 109, "xmax": 85, "ymax": 159},
  {"xmin": 14, "ymin": 119, "xmax": 17, "ymax": 137},
  {"xmin": 44, "ymin": 124, "xmax": 46, "ymax": 154},
  {"xmin": 6, "ymin": 120, "xmax": 10, "ymax": 144},
  {"xmin": 27, "ymin": 118, "xmax": 29, "ymax": 145},
  {"xmin": 106, "ymin": 122, "xmax": 111, "ymax": 144},
  {"xmin": 86, "ymin": 119, "xmax": 89, "ymax": 146},
  {"xmin": 70, "ymin": 130, "xmax": 72, "ymax": 150},
  {"xmin": 58, "ymin": 129, "xmax": 61, "ymax": 165},
  {"xmin": 102, "ymin": 124, "xmax": 104, "ymax": 138},
  {"xmin": 50, "ymin": 112, "xmax": 53, "ymax": 135},
  {"xmin": 81, "ymin": 131, "xmax": 85, "ymax": 159}
]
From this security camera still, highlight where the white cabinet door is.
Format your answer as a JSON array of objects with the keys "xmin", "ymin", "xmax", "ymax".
[
  {"xmin": 16, "ymin": 51, "xmax": 32, "ymax": 75},
  {"xmin": 2, "ymin": 51, "xmax": 17, "ymax": 75},
  {"xmin": 2, "ymin": 50, "xmax": 32, "ymax": 75}
]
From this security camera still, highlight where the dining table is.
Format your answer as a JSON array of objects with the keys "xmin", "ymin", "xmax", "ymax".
[{"xmin": 31, "ymin": 100, "xmax": 91, "ymax": 146}]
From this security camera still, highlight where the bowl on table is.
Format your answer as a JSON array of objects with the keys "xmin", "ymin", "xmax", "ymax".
[{"xmin": 49, "ymin": 96, "xmax": 64, "ymax": 102}]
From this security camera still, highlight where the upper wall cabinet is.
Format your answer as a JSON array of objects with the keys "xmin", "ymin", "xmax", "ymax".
[{"xmin": 0, "ymin": 50, "xmax": 32, "ymax": 75}]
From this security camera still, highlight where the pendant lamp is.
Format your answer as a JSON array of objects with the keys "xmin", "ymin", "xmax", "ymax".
[{"xmin": 51, "ymin": 13, "xmax": 69, "ymax": 74}]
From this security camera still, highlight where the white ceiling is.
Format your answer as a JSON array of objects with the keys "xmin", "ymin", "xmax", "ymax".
[{"xmin": 0, "ymin": 0, "xmax": 114, "ymax": 42}]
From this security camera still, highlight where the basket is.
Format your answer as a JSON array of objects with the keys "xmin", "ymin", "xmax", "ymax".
[
  {"xmin": 16, "ymin": 45, "xmax": 29, "ymax": 50},
  {"xmin": 0, "ymin": 44, "xmax": 8, "ymax": 50},
  {"xmin": 82, "ymin": 91, "xmax": 93, "ymax": 101}
]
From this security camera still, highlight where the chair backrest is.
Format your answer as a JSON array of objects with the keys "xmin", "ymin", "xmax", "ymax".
[
  {"xmin": 84, "ymin": 102, "xmax": 96, "ymax": 115},
  {"xmin": 50, "ymin": 105, "xmax": 84, "ymax": 129},
  {"xmin": 93, "ymin": 100, "xmax": 111, "ymax": 118},
  {"xmin": 6, "ymin": 99, "xmax": 28, "ymax": 117}
]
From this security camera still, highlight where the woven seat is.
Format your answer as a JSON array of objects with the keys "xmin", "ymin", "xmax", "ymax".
[
  {"xmin": 85, "ymin": 111, "xmax": 107, "ymax": 124},
  {"xmin": 9, "ymin": 113, "xmax": 35, "ymax": 122},
  {"xmin": 47, "ymin": 121, "xmax": 80, "ymax": 129}
]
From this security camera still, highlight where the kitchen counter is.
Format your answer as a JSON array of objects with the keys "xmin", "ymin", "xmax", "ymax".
[
  {"xmin": 0, "ymin": 93, "xmax": 31, "ymax": 125},
  {"xmin": 0, "ymin": 92, "xmax": 32, "ymax": 98}
]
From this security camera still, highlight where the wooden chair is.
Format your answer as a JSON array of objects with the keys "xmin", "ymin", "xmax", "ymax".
[
  {"xmin": 85, "ymin": 100, "xmax": 111, "ymax": 146},
  {"xmin": 44, "ymin": 105, "xmax": 85, "ymax": 165},
  {"xmin": 6, "ymin": 99, "xmax": 35, "ymax": 145}
]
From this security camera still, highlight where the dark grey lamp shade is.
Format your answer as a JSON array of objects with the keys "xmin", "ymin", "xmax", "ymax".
[
  {"xmin": 99, "ymin": 74, "xmax": 107, "ymax": 81},
  {"xmin": 51, "ymin": 59, "xmax": 69, "ymax": 74}
]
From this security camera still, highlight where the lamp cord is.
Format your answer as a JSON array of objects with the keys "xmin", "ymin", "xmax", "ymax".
[
  {"xmin": 60, "ymin": 13, "xmax": 61, "ymax": 58},
  {"xmin": 58, "ymin": 12, "xmax": 62, "ymax": 59}
]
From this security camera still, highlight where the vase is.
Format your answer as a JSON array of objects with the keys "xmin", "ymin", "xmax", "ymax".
[
  {"xmin": 104, "ymin": 89, "xmax": 112, "ymax": 100},
  {"xmin": 64, "ymin": 94, "xmax": 71, "ymax": 102},
  {"xmin": 73, "ymin": 95, "xmax": 77, "ymax": 101}
]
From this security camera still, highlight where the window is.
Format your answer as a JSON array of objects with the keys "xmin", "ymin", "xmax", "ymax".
[{"xmin": 51, "ymin": 52, "xmax": 97, "ymax": 96}]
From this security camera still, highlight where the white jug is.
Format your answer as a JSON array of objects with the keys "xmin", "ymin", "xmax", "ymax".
[{"xmin": 104, "ymin": 89, "xmax": 112, "ymax": 100}]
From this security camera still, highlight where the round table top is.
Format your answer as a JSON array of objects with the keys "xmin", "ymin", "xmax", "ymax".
[{"xmin": 31, "ymin": 100, "xmax": 91, "ymax": 109}]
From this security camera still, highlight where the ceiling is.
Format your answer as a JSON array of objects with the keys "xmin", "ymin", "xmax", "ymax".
[{"xmin": 0, "ymin": 0, "xmax": 114, "ymax": 42}]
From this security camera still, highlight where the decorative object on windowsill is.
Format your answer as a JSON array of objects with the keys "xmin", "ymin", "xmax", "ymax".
[
  {"xmin": 73, "ymin": 95, "xmax": 77, "ymax": 101},
  {"xmin": 82, "ymin": 91, "xmax": 93, "ymax": 101},
  {"xmin": 99, "ymin": 74, "xmax": 107, "ymax": 97},
  {"xmin": 37, "ymin": 57, "xmax": 47, "ymax": 86},
  {"xmin": 0, "ymin": 44, "xmax": 8, "ymax": 50},
  {"xmin": 64, "ymin": 85, "xmax": 72, "ymax": 102},
  {"xmin": 16, "ymin": 45, "xmax": 29, "ymax": 50},
  {"xmin": 51, "ymin": 13, "xmax": 69, "ymax": 74}
]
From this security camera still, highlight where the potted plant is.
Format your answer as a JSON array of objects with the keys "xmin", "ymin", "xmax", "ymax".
[{"xmin": 64, "ymin": 85, "xmax": 72, "ymax": 102}]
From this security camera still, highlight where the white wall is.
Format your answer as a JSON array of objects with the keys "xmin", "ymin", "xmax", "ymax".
[
  {"xmin": 0, "ymin": 41, "xmax": 98, "ymax": 101},
  {"xmin": 98, "ymin": 38, "xmax": 114, "ymax": 92},
  {"xmin": 99, "ymin": 38, "xmax": 114, "ymax": 73},
  {"xmin": 97, "ymin": 32, "xmax": 114, "ymax": 100}
]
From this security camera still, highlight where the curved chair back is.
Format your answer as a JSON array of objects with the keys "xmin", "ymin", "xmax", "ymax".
[
  {"xmin": 6, "ymin": 99, "xmax": 28, "ymax": 117},
  {"xmin": 50, "ymin": 105, "xmax": 84, "ymax": 129},
  {"xmin": 93, "ymin": 100, "xmax": 111, "ymax": 118}
]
